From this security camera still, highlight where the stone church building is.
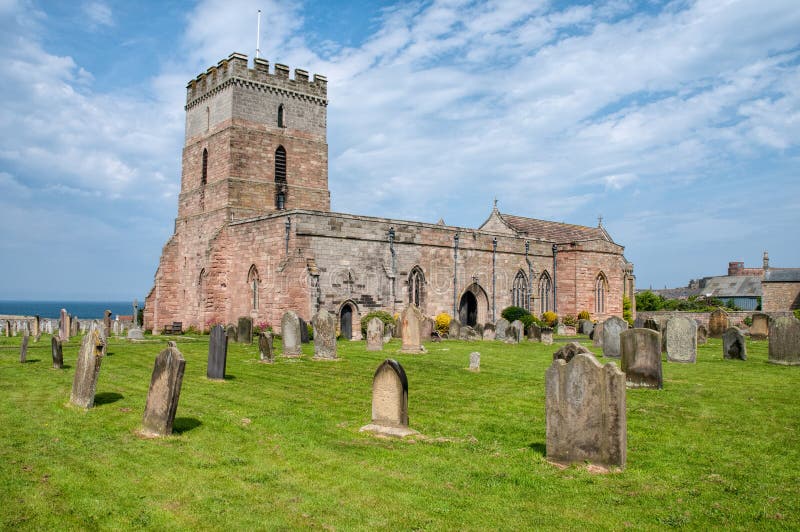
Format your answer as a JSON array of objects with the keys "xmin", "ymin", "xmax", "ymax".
[{"xmin": 144, "ymin": 53, "xmax": 636, "ymax": 337}]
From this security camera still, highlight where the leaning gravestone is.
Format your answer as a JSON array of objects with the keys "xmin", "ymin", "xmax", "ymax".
[
  {"xmin": 546, "ymin": 353, "xmax": 626, "ymax": 468},
  {"xmin": 69, "ymin": 324, "xmax": 106, "ymax": 408},
  {"xmin": 553, "ymin": 341, "xmax": 592, "ymax": 363},
  {"xmin": 722, "ymin": 327, "xmax": 747, "ymax": 360},
  {"xmin": 461, "ymin": 326, "xmax": 481, "ymax": 341},
  {"xmin": 51, "ymin": 336, "xmax": 63, "ymax": 369},
  {"xmin": 601, "ymin": 316, "xmax": 628, "ymax": 358},
  {"xmin": 237, "ymin": 317, "xmax": 253, "ymax": 344},
  {"xmin": 749, "ymin": 313, "xmax": 769, "ymax": 340},
  {"xmin": 541, "ymin": 327, "xmax": 554, "ymax": 345},
  {"xmin": 299, "ymin": 317, "xmax": 310, "ymax": 343},
  {"xmin": 578, "ymin": 319, "xmax": 594, "ymax": 336},
  {"xmin": 593, "ymin": 321, "xmax": 604, "ymax": 347},
  {"xmin": 494, "ymin": 318, "xmax": 509, "ymax": 341},
  {"xmin": 19, "ymin": 332, "xmax": 29, "ymax": 363},
  {"xmin": 207, "ymin": 324, "xmax": 228, "ymax": 379},
  {"xmin": 399, "ymin": 305, "xmax": 425, "ymax": 354},
  {"xmin": 708, "ymin": 309, "xmax": 729, "ymax": 338},
  {"xmin": 312, "ymin": 309, "xmax": 337, "ymax": 360},
  {"xmin": 258, "ymin": 331, "xmax": 274, "ymax": 363},
  {"xmin": 697, "ymin": 324, "xmax": 708, "ymax": 345},
  {"xmin": 508, "ymin": 320, "xmax": 524, "ymax": 343},
  {"xmin": 768, "ymin": 316, "xmax": 800, "ymax": 365},
  {"xmin": 366, "ymin": 317, "xmax": 384, "ymax": 352},
  {"xmin": 620, "ymin": 328, "xmax": 662, "ymax": 389},
  {"xmin": 281, "ymin": 311, "xmax": 302, "ymax": 357},
  {"xmin": 449, "ymin": 319, "xmax": 462, "ymax": 340},
  {"xmin": 527, "ymin": 323, "xmax": 541, "ymax": 342},
  {"xmin": 360, "ymin": 359, "xmax": 417, "ymax": 437},
  {"xmin": 141, "ymin": 346, "xmax": 186, "ymax": 437},
  {"xmin": 665, "ymin": 316, "xmax": 697, "ymax": 363},
  {"xmin": 468, "ymin": 352, "xmax": 480, "ymax": 371}
]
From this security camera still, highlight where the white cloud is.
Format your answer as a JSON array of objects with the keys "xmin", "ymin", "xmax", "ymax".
[{"xmin": 82, "ymin": 1, "xmax": 113, "ymax": 28}]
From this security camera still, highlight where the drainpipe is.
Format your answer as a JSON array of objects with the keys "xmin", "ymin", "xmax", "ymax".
[
  {"xmin": 552, "ymin": 244, "xmax": 558, "ymax": 313},
  {"xmin": 388, "ymin": 227, "xmax": 396, "ymax": 313},
  {"xmin": 525, "ymin": 240, "xmax": 532, "ymax": 312},
  {"xmin": 284, "ymin": 216, "xmax": 291, "ymax": 256},
  {"xmin": 453, "ymin": 232, "xmax": 460, "ymax": 318},
  {"xmin": 492, "ymin": 237, "xmax": 497, "ymax": 321}
]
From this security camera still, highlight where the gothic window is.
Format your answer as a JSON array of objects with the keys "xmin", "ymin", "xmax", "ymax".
[
  {"xmin": 201, "ymin": 148, "xmax": 208, "ymax": 186},
  {"xmin": 595, "ymin": 273, "xmax": 607, "ymax": 314},
  {"xmin": 512, "ymin": 270, "xmax": 528, "ymax": 309},
  {"xmin": 538, "ymin": 272, "xmax": 551, "ymax": 314},
  {"xmin": 278, "ymin": 104, "xmax": 285, "ymax": 128},
  {"xmin": 408, "ymin": 266, "xmax": 425, "ymax": 308},
  {"xmin": 248, "ymin": 265, "xmax": 260, "ymax": 311},
  {"xmin": 275, "ymin": 146, "xmax": 287, "ymax": 209}
]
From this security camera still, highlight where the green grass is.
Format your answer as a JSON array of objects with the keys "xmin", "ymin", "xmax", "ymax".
[{"xmin": 0, "ymin": 333, "xmax": 798, "ymax": 530}]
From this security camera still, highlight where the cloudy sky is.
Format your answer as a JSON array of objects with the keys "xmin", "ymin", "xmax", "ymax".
[{"xmin": 1, "ymin": 0, "xmax": 798, "ymax": 301}]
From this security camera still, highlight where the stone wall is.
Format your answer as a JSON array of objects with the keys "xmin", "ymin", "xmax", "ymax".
[{"xmin": 635, "ymin": 310, "xmax": 795, "ymax": 328}]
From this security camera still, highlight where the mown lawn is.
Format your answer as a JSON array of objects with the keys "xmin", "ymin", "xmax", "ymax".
[{"xmin": 0, "ymin": 331, "xmax": 798, "ymax": 530}]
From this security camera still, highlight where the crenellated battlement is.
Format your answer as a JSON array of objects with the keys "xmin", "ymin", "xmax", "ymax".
[{"xmin": 185, "ymin": 52, "xmax": 327, "ymax": 109}]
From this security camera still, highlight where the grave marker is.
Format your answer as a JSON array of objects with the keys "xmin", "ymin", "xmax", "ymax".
[
  {"xmin": 360, "ymin": 359, "xmax": 417, "ymax": 437},
  {"xmin": 207, "ymin": 324, "xmax": 228, "ymax": 379},
  {"xmin": 69, "ymin": 324, "xmax": 106, "ymax": 408},
  {"xmin": 722, "ymin": 327, "xmax": 747, "ymax": 361},
  {"xmin": 620, "ymin": 328, "xmax": 663, "ymax": 389},
  {"xmin": 141, "ymin": 346, "xmax": 186, "ymax": 437},
  {"xmin": 767, "ymin": 316, "xmax": 800, "ymax": 365},
  {"xmin": 366, "ymin": 317, "xmax": 384, "ymax": 352},
  {"xmin": 665, "ymin": 316, "xmax": 697, "ymax": 363},
  {"xmin": 281, "ymin": 311, "xmax": 302, "ymax": 357}
]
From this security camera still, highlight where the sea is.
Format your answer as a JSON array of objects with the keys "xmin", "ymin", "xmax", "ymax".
[{"xmin": 0, "ymin": 301, "xmax": 134, "ymax": 319}]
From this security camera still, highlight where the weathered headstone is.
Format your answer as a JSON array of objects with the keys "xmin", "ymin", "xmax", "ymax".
[
  {"xmin": 468, "ymin": 352, "xmax": 480, "ymax": 372},
  {"xmin": 141, "ymin": 346, "xmax": 186, "ymax": 437},
  {"xmin": 69, "ymin": 324, "xmax": 106, "ymax": 408},
  {"xmin": 527, "ymin": 323, "xmax": 541, "ymax": 342},
  {"xmin": 237, "ymin": 316, "xmax": 253, "ymax": 344},
  {"xmin": 207, "ymin": 324, "xmax": 228, "ymax": 379},
  {"xmin": 70, "ymin": 316, "xmax": 79, "ymax": 338},
  {"xmin": 541, "ymin": 327, "xmax": 554, "ymax": 345},
  {"xmin": 620, "ymin": 328, "xmax": 662, "ymax": 389},
  {"xmin": 360, "ymin": 359, "xmax": 417, "ymax": 437},
  {"xmin": 19, "ymin": 332, "xmax": 29, "ymax": 363},
  {"xmin": 366, "ymin": 317, "xmax": 385, "ymax": 352},
  {"xmin": 51, "ymin": 336, "xmax": 63, "ymax": 369},
  {"xmin": 420, "ymin": 318, "xmax": 433, "ymax": 341},
  {"xmin": 665, "ymin": 316, "xmax": 697, "ymax": 363},
  {"xmin": 553, "ymin": 341, "xmax": 592, "ymax": 363},
  {"xmin": 601, "ymin": 316, "xmax": 628, "ymax": 358},
  {"xmin": 461, "ymin": 326, "xmax": 481, "ymax": 341},
  {"xmin": 225, "ymin": 324, "xmax": 237, "ymax": 342},
  {"xmin": 578, "ymin": 319, "xmax": 594, "ymax": 335},
  {"xmin": 482, "ymin": 323, "xmax": 496, "ymax": 340},
  {"xmin": 281, "ymin": 311, "xmax": 302, "ymax": 357},
  {"xmin": 400, "ymin": 305, "xmax": 425, "ymax": 353},
  {"xmin": 4, "ymin": 320, "xmax": 9, "ymax": 337},
  {"xmin": 697, "ymin": 324, "xmax": 708, "ymax": 345},
  {"xmin": 258, "ymin": 331, "xmax": 274, "ymax": 363},
  {"xmin": 643, "ymin": 318, "xmax": 660, "ymax": 332},
  {"xmin": 112, "ymin": 319, "xmax": 121, "ymax": 336},
  {"xmin": 494, "ymin": 318, "xmax": 509, "ymax": 341},
  {"xmin": 722, "ymin": 327, "xmax": 746, "ymax": 360},
  {"xmin": 60, "ymin": 309, "xmax": 69, "ymax": 341},
  {"xmin": 546, "ymin": 353, "xmax": 626, "ymax": 468},
  {"xmin": 508, "ymin": 320, "xmax": 524, "ymax": 343},
  {"xmin": 708, "ymin": 309, "xmax": 729, "ymax": 338},
  {"xmin": 593, "ymin": 321, "xmax": 604, "ymax": 347},
  {"xmin": 167, "ymin": 340, "xmax": 177, "ymax": 348},
  {"xmin": 768, "ymin": 316, "xmax": 800, "ymax": 365},
  {"xmin": 382, "ymin": 323, "xmax": 393, "ymax": 344},
  {"xmin": 749, "ymin": 313, "xmax": 769, "ymax": 340},
  {"xmin": 103, "ymin": 310, "xmax": 112, "ymax": 339},
  {"xmin": 312, "ymin": 309, "xmax": 337, "ymax": 360},
  {"xmin": 299, "ymin": 317, "xmax": 310, "ymax": 343},
  {"xmin": 32, "ymin": 315, "xmax": 40, "ymax": 340},
  {"xmin": 449, "ymin": 319, "xmax": 462, "ymax": 340}
]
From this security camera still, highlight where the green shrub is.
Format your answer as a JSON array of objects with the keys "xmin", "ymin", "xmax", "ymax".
[
  {"xmin": 623, "ymin": 296, "xmax": 634, "ymax": 326},
  {"xmin": 577, "ymin": 310, "xmax": 591, "ymax": 321},
  {"xmin": 360, "ymin": 310, "xmax": 396, "ymax": 335},
  {"xmin": 307, "ymin": 323, "xmax": 314, "ymax": 341},
  {"xmin": 794, "ymin": 309, "xmax": 800, "ymax": 321},
  {"xmin": 743, "ymin": 316, "xmax": 753, "ymax": 327},
  {"xmin": 501, "ymin": 306, "xmax": 531, "ymax": 323},
  {"xmin": 520, "ymin": 314, "xmax": 540, "ymax": 331}
]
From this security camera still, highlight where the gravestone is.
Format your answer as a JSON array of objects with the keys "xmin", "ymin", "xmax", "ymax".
[
  {"xmin": 620, "ymin": 328, "xmax": 663, "ymax": 389},
  {"xmin": 281, "ymin": 311, "xmax": 302, "ymax": 357},
  {"xmin": 578, "ymin": 319, "xmax": 594, "ymax": 335},
  {"xmin": 541, "ymin": 327, "xmax": 554, "ymax": 345},
  {"xmin": 103, "ymin": 310, "xmax": 112, "ymax": 339},
  {"xmin": 473, "ymin": 323, "xmax": 484, "ymax": 336},
  {"xmin": 237, "ymin": 316, "xmax": 253, "ymax": 344},
  {"xmin": 601, "ymin": 316, "xmax": 628, "ymax": 358},
  {"xmin": 366, "ymin": 317, "xmax": 384, "ymax": 352},
  {"xmin": 722, "ymin": 327, "xmax": 746, "ymax": 360},
  {"xmin": 299, "ymin": 317, "xmax": 310, "ymax": 343},
  {"xmin": 708, "ymin": 309, "xmax": 729, "ymax": 338},
  {"xmin": 593, "ymin": 321, "xmax": 604, "ymax": 347},
  {"xmin": 258, "ymin": 331, "xmax": 274, "ymax": 363},
  {"xmin": 643, "ymin": 318, "xmax": 660, "ymax": 332},
  {"xmin": 4, "ymin": 320, "xmax": 10, "ymax": 337},
  {"xmin": 634, "ymin": 316, "xmax": 645, "ymax": 328},
  {"xmin": 399, "ymin": 305, "xmax": 425, "ymax": 353},
  {"xmin": 225, "ymin": 324, "xmax": 237, "ymax": 342},
  {"xmin": 461, "ymin": 326, "xmax": 481, "ymax": 341},
  {"xmin": 482, "ymin": 323, "xmax": 495, "ymax": 340},
  {"xmin": 382, "ymin": 323, "xmax": 393, "ymax": 344},
  {"xmin": 546, "ymin": 353, "xmax": 626, "ymax": 468},
  {"xmin": 32, "ymin": 315, "xmax": 40, "ymax": 339},
  {"xmin": 749, "ymin": 313, "xmax": 769, "ymax": 340},
  {"xmin": 508, "ymin": 320, "xmax": 524, "ymax": 343},
  {"xmin": 697, "ymin": 324, "xmax": 708, "ymax": 345},
  {"xmin": 51, "ymin": 336, "xmax": 63, "ymax": 369},
  {"xmin": 494, "ymin": 318, "xmax": 509, "ymax": 341},
  {"xmin": 69, "ymin": 324, "xmax": 106, "ymax": 408},
  {"xmin": 112, "ymin": 320, "xmax": 121, "ymax": 336},
  {"xmin": 167, "ymin": 341, "xmax": 177, "ymax": 348},
  {"xmin": 60, "ymin": 309, "xmax": 69, "ymax": 341},
  {"xmin": 527, "ymin": 323, "xmax": 541, "ymax": 342},
  {"xmin": 19, "ymin": 332, "xmax": 29, "ymax": 363},
  {"xmin": 70, "ymin": 316, "xmax": 79, "ymax": 338},
  {"xmin": 360, "ymin": 359, "xmax": 417, "ymax": 437},
  {"xmin": 553, "ymin": 341, "xmax": 592, "ymax": 363},
  {"xmin": 420, "ymin": 318, "xmax": 433, "ymax": 341},
  {"xmin": 665, "ymin": 316, "xmax": 697, "ymax": 363},
  {"xmin": 468, "ymin": 352, "xmax": 480, "ymax": 371},
  {"xmin": 141, "ymin": 346, "xmax": 186, "ymax": 437},
  {"xmin": 449, "ymin": 319, "xmax": 462, "ymax": 340},
  {"xmin": 768, "ymin": 316, "xmax": 800, "ymax": 365},
  {"xmin": 207, "ymin": 324, "xmax": 228, "ymax": 379},
  {"xmin": 312, "ymin": 309, "xmax": 337, "ymax": 360}
]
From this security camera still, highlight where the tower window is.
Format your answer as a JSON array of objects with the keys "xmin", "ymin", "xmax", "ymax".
[
  {"xmin": 278, "ymin": 104, "xmax": 285, "ymax": 128},
  {"xmin": 275, "ymin": 146, "xmax": 287, "ymax": 209},
  {"xmin": 201, "ymin": 148, "xmax": 208, "ymax": 186}
]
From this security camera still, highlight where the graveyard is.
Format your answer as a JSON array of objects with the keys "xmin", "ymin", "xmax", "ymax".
[{"xmin": 1, "ymin": 330, "xmax": 798, "ymax": 529}]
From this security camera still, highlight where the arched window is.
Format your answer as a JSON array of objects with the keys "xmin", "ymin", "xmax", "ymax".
[
  {"xmin": 248, "ymin": 265, "xmax": 260, "ymax": 311},
  {"xmin": 595, "ymin": 273, "xmax": 607, "ymax": 314},
  {"xmin": 408, "ymin": 266, "xmax": 425, "ymax": 308},
  {"xmin": 277, "ymin": 104, "xmax": 285, "ymax": 128},
  {"xmin": 201, "ymin": 148, "xmax": 208, "ymax": 186},
  {"xmin": 512, "ymin": 270, "xmax": 528, "ymax": 309},
  {"xmin": 538, "ymin": 272, "xmax": 551, "ymax": 314},
  {"xmin": 275, "ymin": 146, "xmax": 287, "ymax": 209}
]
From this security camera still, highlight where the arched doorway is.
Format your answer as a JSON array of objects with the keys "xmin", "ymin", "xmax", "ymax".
[
  {"xmin": 340, "ymin": 303, "xmax": 353, "ymax": 340},
  {"xmin": 459, "ymin": 291, "xmax": 478, "ymax": 326}
]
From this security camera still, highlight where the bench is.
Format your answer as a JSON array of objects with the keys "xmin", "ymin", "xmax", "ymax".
[{"xmin": 164, "ymin": 322, "xmax": 183, "ymax": 335}]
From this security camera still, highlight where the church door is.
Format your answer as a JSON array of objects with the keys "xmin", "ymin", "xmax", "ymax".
[
  {"xmin": 459, "ymin": 292, "xmax": 478, "ymax": 327},
  {"xmin": 340, "ymin": 304, "xmax": 353, "ymax": 340}
]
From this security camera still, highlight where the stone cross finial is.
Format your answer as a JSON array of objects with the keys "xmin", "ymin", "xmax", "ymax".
[
  {"xmin": 493, "ymin": 198, "xmax": 498, "ymax": 212},
  {"xmin": 598, "ymin": 215, "xmax": 603, "ymax": 227}
]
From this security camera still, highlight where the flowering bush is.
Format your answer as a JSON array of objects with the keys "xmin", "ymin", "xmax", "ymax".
[
  {"xmin": 435, "ymin": 312, "xmax": 451, "ymax": 335},
  {"xmin": 541, "ymin": 311, "xmax": 558, "ymax": 327},
  {"xmin": 577, "ymin": 310, "xmax": 591, "ymax": 321}
]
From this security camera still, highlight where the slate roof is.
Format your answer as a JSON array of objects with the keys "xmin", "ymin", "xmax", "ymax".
[
  {"xmin": 699, "ymin": 276, "xmax": 762, "ymax": 298},
  {"xmin": 764, "ymin": 269, "xmax": 800, "ymax": 282},
  {"xmin": 500, "ymin": 213, "xmax": 611, "ymax": 243}
]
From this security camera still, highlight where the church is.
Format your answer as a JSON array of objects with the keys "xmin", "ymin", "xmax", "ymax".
[{"xmin": 144, "ymin": 53, "xmax": 636, "ymax": 337}]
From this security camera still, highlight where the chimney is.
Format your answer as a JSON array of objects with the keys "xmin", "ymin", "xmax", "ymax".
[{"xmin": 763, "ymin": 251, "xmax": 769, "ymax": 270}]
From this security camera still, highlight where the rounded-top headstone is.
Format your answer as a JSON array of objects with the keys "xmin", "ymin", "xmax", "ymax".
[
  {"xmin": 366, "ymin": 317, "xmax": 385, "ymax": 352},
  {"xmin": 767, "ymin": 316, "xmax": 800, "ymax": 365},
  {"xmin": 399, "ymin": 305, "xmax": 425, "ymax": 353},
  {"xmin": 722, "ymin": 327, "xmax": 746, "ymax": 361},
  {"xmin": 494, "ymin": 318, "xmax": 510, "ymax": 341},
  {"xmin": 749, "ymin": 313, "xmax": 769, "ymax": 340},
  {"xmin": 708, "ymin": 309, "xmax": 730, "ymax": 338},
  {"xmin": 665, "ymin": 316, "xmax": 697, "ymax": 363},
  {"xmin": 601, "ymin": 316, "xmax": 628, "ymax": 358},
  {"xmin": 620, "ymin": 328, "xmax": 662, "ymax": 389},
  {"xmin": 281, "ymin": 311, "xmax": 302, "ymax": 357},
  {"xmin": 312, "ymin": 309, "xmax": 337, "ymax": 360}
]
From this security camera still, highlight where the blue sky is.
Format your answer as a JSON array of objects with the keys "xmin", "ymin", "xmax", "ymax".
[{"xmin": 0, "ymin": 0, "xmax": 798, "ymax": 301}]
